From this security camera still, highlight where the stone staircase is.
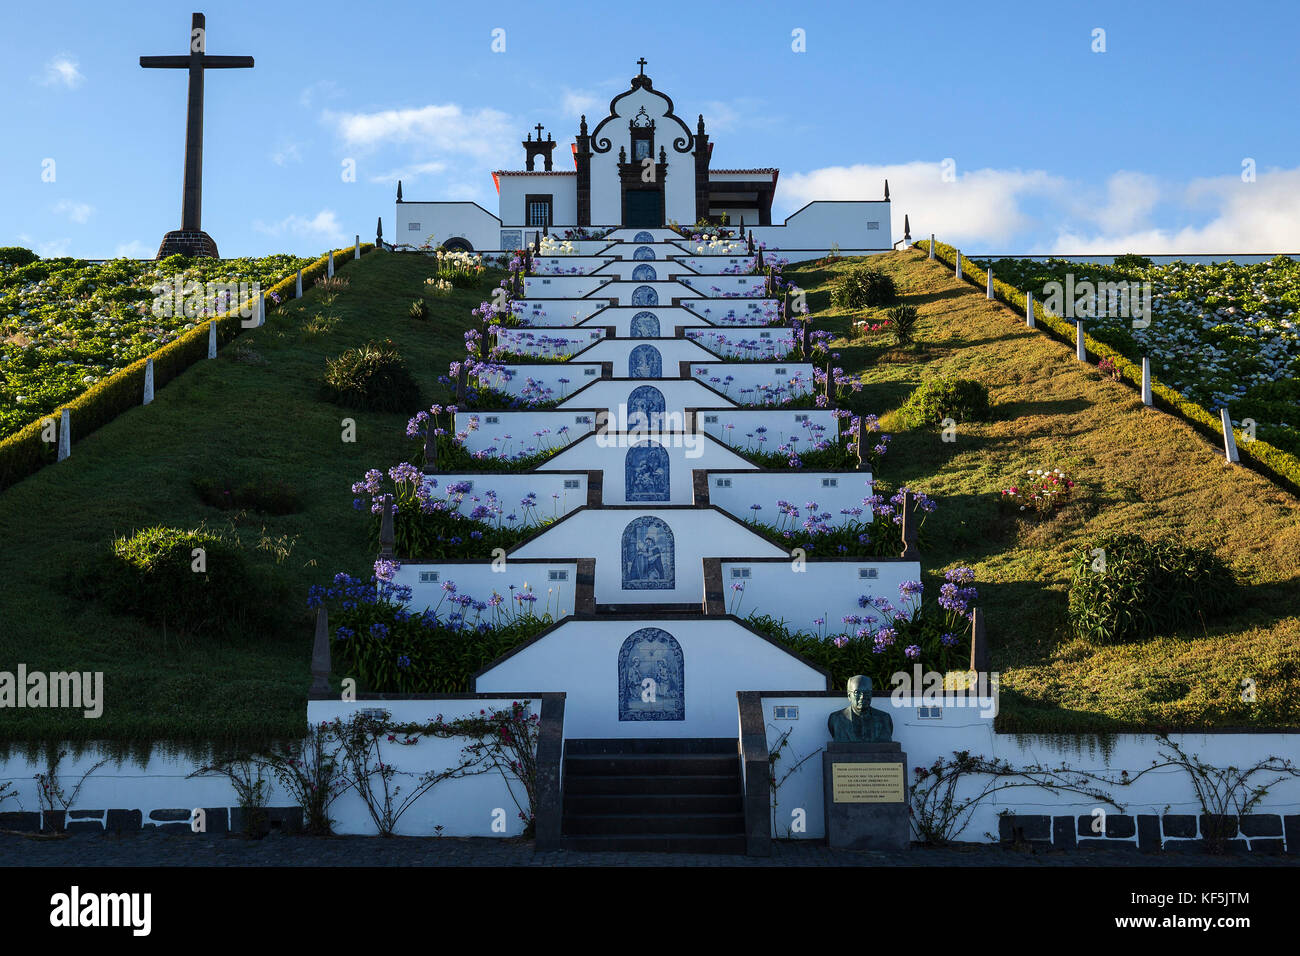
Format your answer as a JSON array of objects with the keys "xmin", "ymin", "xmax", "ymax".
[{"xmin": 560, "ymin": 738, "xmax": 746, "ymax": 853}]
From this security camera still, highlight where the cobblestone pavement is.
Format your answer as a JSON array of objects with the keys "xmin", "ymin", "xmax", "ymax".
[{"xmin": 2, "ymin": 829, "xmax": 1296, "ymax": 866}]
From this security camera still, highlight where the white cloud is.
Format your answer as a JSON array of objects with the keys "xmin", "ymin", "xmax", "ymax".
[
  {"xmin": 323, "ymin": 104, "xmax": 515, "ymax": 162},
  {"xmin": 561, "ymin": 89, "xmax": 602, "ymax": 118},
  {"xmin": 252, "ymin": 209, "xmax": 347, "ymax": 245},
  {"xmin": 367, "ymin": 160, "xmax": 447, "ymax": 185},
  {"xmin": 271, "ymin": 142, "xmax": 303, "ymax": 166},
  {"xmin": 17, "ymin": 233, "xmax": 72, "ymax": 257},
  {"xmin": 40, "ymin": 55, "xmax": 84, "ymax": 89},
  {"xmin": 300, "ymin": 80, "xmax": 342, "ymax": 109},
  {"xmin": 114, "ymin": 240, "xmax": 152, "ymax": 258},
  {"xmin": 1050, "ymin": 168, "xmax": 1300, "ymax": 253},
  {"xmin": 779, "ymin": 161, "xmax": 1065, "ymax": 246},
  {"xmin": 53, "ymin": 199, "xmax": 93, "ymax": 224}
]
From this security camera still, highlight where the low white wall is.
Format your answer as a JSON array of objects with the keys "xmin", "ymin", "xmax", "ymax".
[
  {"xmin": 391, "ymin": 559, "xmax": 580, "ymax": 618},
  {"xmin": 705, "ymin": 471, "xmax": 872, "ymax": 525},
  {"xmin": 686, "ymin": 327, "xmax": 796, "ymax": 359},
  {"xmin": 697, "ymin": 409, "xmax": 839, "ymax": 453},
  {"xmin": 688, "ymin": 362, "xmax": 815, "ymax": 403},
  {"xmin": 559, "ymin": 378, "xmax": 737, "ymax": 425},
  {"xmin": 540, "ymin": 435, "xmax": 755, "ymax": 504},
  {"xmin": 601, "ymin": 281, "xmax": 695, "ymax": 307},
  {"xmin": 523, "ymin": 275, "xmax": 613, "ymax": 299},
  {"xmin": 476, "ymin": 619, "xmax": 827, "ymax": 738},
  {"xmin": 478, "ymin": 363, "xmax": 604, "ymax": 401},
  {"xmin": 575, "ymin": 338, "xmax": 714, "ymax": 376},
  {"xmin": 758, "ymin": 696, "xmax": 1300, "ymax": 842},
  {"xmin": 678, "ymin": 275, "xmax": 767, "ymax": 297},
  {"xmin": 455, "ymin": 409, "xmax": 597, "ymax": 456},
  {"xmin": 495, "ymin": 326, "xmax": 605, "ymax": 357},
  {"xmin": 595, "ymin": 260, "xmax": 695, "ymax": 280},
  {"xmin": 309, "ymin": 698, "xmax": 533, "ymax": 836},
  {"xmin": 510, "ymin": 299, "xmax": 609, "ymax": 326},
  {"xmin": 753, "ymin": 200, "xmax": 892, "ymax": 251},
  {"xmin": 394, "ymin": 201, "xmax": 501, "ymax": 252},
  {"xmin": 419, "ymin": 472, "xmax": 589, "ymax": 526},
  {"xmin": 681, "ymin": 298, "xmax": 780, "ymax": 325},
  {"xmin": 675, "ymin": 255, "xmax": 752, "ymax": 273},
  {"xmin": 510, "ymin": 508, "xmax": 786, "ymax": 605},
  {"xmin": 575, "ymin": 306, "xmax": 708, "ymax": 335},
  {"xmin": 723, "ymin": 559, "xmax": 922, "ymax": 630},
  {"xmin": 532, "ymin": 256, "xmax": 614, "ymax": 275}
]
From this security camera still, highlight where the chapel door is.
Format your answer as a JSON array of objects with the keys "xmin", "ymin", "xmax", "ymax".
[{"xmin": 624, "ymin": 190, "xmax": 662, "ymax": 228}]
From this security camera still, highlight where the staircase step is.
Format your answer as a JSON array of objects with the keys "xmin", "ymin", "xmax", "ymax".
[
  {"xmin": 564, "ymin": 753, "xmax": 739, "ymax": 775},
  {"xmin": 563, "ymin": 793, "xmax": 743, "ymax": 814},
  {"xmin": 562, "ymin": 773, "xmax": 741, "ymax": 796},
  {"xmin": 562, "ymin": 812, "xmax": 746, "ymax": 836},
  {"xmin": 558, "ymin": 833, "xmax": 747, "ymax": 854},
  {"xmin": 565, "ymin": 737, "xmax": 737, "ymax": 756}
]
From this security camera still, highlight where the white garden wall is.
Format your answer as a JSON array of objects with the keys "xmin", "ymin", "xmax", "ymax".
[
  {"xmin": 756, "ymin": 695, "xmax": 1300, "ymax": 842},
  {"xmin": 677, "ymin": 275, "xmax": 767, "ymax": 297},
  {"xmin": 510, "ymin": 508, "xmax": 786, "ymax": 605},
  {"xmin": 697, "ymin": 409, "xmax": 839, "ymax": 452},
  {"xmin": 523, "ymin": 275, "xmax": 613, "ymax": 299},
  {"xmin": 576, "ymin": 306, "xmax": 708, "ymax": 335},
  {"xmin": 455, "ymin": 409, "xmax": 598, "ymax": 456},
  {"xmin": 681, "ymin": 298, "xmax": 780, "ymax": 325},
  {"xmin": 704, "ymin": 470, "xmax": 873, "ymax": 525},
  {"xmin": 496, "ymin": 327, "xmax": 605, "ymax": 357},
  {"xmin": 532, "ymin": 256, "xmax": 614, "ymax": 276},
  {"xmin": 540, "ymin": 434, "xmax": 754, "ymax": 504},
  {"xmin": 476, "ymin": 619, "xmax": 827, "ymax": 738},
  {"xmin": 573, "ymin": 337, "xmax": 715, "ymax": 375},
  {"xmin": 687, "ymin": 362, "xmax": 816, "ymax": 401},
  {"xmin": 511, "ymin": 299, "xmax": 609, "ymax": 326},
  {"xmin": 391, "ymin": 559, "xmax": 580, "ymax": 618},
  {"xmin": 419, "ymin": 472, "xmax": 590, "ymax": 526},
  {"xmin": 595, "ymin": 260, "xmax": 695, "ymax": 280},
  {"xmin": 722, "ymin": 558, "xmax": 922, "ymax": 629},
  {"xmin": 686, "ymin": 327, "xmax": 796, "ymax": 360},
  {"xmin": 478, "ymin": 363, "xmax": 604, "ymax": 401},
  {"xmin": 558, "ymin": 378, "xmax": 736, "ymax": 425}
]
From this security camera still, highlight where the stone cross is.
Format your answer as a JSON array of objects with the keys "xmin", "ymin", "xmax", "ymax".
[
  {"xmin": 141, "ymin": 12, "xmax": 253, "ymax": 258},
  {"xmin": 637, "ymin": 57, "xmax": 648, "ymax": 74}
]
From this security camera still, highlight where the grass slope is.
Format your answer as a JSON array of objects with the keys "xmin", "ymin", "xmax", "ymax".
[
  {"xmin": 786, "ymin": 249, "xmax": 1300, "ymax": 733},
  {"xmin": 3, "ymin": 247, "xmax": 1298, "ymax": 751},
  {"xmin": 0, "ymin": 252, "xmax": 478, "ymax": 752}
]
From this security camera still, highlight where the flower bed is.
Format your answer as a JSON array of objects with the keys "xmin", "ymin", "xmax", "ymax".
[
  {"xmin": 743, "ymin": 485, "xmax": 935, "ymax": 557},
  {"xmin": 746, "ymin": 569, "xmax": 977, "ymax": 690}
]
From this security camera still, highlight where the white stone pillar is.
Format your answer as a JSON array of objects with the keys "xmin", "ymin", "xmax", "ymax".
[
  {"xmin": 57, "ymin": 409, "xmax": 70, "ymax": 461},
  {"xmin": 1141, "ymin": 356, "xmax": 1152, "ymax": 405},
  {"xmin": 143, "ymin": 358, "xmax": 154, "ymax": 405},
  {"xmin": 929, "ymin": 234, "xmax": 935, "ymax": 260},
  {"xmin": 1026, "ymin": 291, "xmax": 1035, "ymax": 328},
  {"xmin": 208, "ymin": 320, "xmax": 217, "ymax": 358},
  {"xmin": 1076, "ymin": 321, "xmax": 1086, "ymax": 361},
  {"xmin": 257, "ymin": 291, "xmax": 266, "ymax": 327},
  {"xmin": 354, "ymin": 235, "xmax": 361, "ymax": 259},
  {"xmin": 954, "ymin": 249, "xmax": 962, "ymax": 279},
  {"xmin": 986, "ymin": 266, "xmax": 994, "ymax": 299},
  {"xmin": 295, "ymin": 269, "xmax": 303, "ymax": 298},
  {"xmin": 1221, "ymin": 408, "xmax": 1240, "ymax": 463},
  {"xmin": 327, "ymin": 250, "xmax": 335, "ymax": 278}
]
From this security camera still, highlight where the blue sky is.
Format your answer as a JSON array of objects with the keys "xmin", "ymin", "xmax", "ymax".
[{"xmin": 3, "ymin": 0, "xmax": 1298, "ymax": 258}]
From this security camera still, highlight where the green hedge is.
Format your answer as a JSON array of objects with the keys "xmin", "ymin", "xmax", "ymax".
[
  {"xmin": 0, "ymin": 244, "xmax": 374, "ymax": 493},
  {"xmin": 916, "ymin": 239, "xmax": 1300, "ymax": 497}
]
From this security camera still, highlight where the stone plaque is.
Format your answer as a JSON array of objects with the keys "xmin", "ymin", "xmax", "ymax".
[{"xmin": 832, "ymin": 762, "xmax": 904, "ymax": 803}]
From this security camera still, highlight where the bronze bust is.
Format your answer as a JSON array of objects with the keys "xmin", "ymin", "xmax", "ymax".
[{"xmin": 827, "ymin": 675, "xmax": 893, "ymax": 743}]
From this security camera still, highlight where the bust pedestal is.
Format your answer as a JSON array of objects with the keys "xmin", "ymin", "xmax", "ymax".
[{"xmin": 822, "ymin": 741, "xmax": 910, "ymax": 850}]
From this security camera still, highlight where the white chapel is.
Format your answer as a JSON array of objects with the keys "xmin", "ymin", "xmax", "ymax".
[{"xmin": 391, "ymin": 61, "xmax": 893, "ymax": 253}]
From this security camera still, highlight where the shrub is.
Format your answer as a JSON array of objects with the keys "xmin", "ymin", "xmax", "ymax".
[
  {"xmin": 314, "ymin": 275, "xmax": 350, "ymax": 293},
  {"xmin": 1068, "ymin": 533, "xmax": 1239, "ymax": 644},
  {"xmin": 321, "ymin": 339, "xmax": 420, "ymax": 412},
  {"xmin": 831, "ymin": 266, "xmax": 897, "ymax": 309},
  {"xmin": 409, "ymin": 298, "xmax": 429, "ymax": 320},
  {"xmin": 83, "ymin": 526, "xmax": 280, "ymax": 637},
  {"xmin": 898, "ymin": 377, "xmax": 991, "ymax": 428},
  {"xmin": 887, "ymin": 304, "xmax": 920, "ymax": 347},
  {"xmin": 193, "ymin": 470, "xmax": 302, "ymax": 515},
  {"xmin": 0, "ymin": 247, "xmax": 39, "ymax": 267}
]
